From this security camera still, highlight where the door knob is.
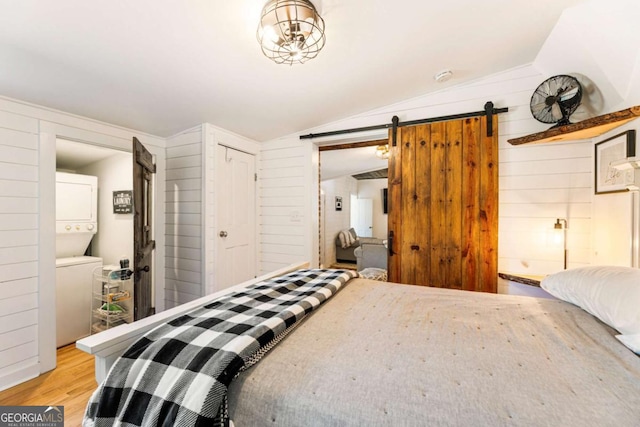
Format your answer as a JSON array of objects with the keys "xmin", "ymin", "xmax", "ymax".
[
  {"xmin": 219, "ymin": 231, "xmax": 228, "ymax": 237},
  {"xmin": 136, "ymin": 265, "xmax": 150, "ymax": 273}
]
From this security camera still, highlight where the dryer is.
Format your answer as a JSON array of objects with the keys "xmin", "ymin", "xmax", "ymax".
[{"xmin": 55, "ymin": 172, "xmax": 98, "ymax": 258}]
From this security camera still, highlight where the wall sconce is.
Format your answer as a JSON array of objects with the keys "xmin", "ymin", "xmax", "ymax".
[{"xmin": 554, "ymin": 218, "xmax": 568, "ymax": 270}]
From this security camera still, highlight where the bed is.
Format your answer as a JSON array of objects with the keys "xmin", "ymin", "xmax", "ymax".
[{"xmin": 78, "ymin": 264, "xmax": 640, "ymax": 426}]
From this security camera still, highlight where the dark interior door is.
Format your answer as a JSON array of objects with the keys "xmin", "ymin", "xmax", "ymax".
[{"xmin": 133, "ymin": 137, "xmax": 156, "ymax": 320}]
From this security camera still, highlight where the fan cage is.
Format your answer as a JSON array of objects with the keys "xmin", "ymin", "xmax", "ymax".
[{"xmin": 530, "ymin": 74, "xmax": 582, "ymax": 125}]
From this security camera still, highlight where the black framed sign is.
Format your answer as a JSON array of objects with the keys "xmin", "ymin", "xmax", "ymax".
[
  {"xmin": 595, "ymin": 130, "xmax": 637, "ymax": 194},
  {"xmin": 335, "ymin": 196, "xmax": 342, "ymax": 211},
  {"xmin": 113, "ymin": 190, "xmax": 133, "ymax": 214}
]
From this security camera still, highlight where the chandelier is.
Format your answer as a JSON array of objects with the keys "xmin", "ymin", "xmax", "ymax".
[
  {"xmin": 375, "ymin": 144, "xmax": 390, "ymax": 159},
  {"xmin": 257, "ymin": 0, "xmax": 326, "ymax": 65}
]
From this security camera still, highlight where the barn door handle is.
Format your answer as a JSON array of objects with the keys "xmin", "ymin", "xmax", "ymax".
[
  {"xmin": 219, "ymin": 231, "xmax": 228, "ymax": 237},
  {"xmin": 388, "ymin": 230, "xmax": 395, "ymax": 256}
]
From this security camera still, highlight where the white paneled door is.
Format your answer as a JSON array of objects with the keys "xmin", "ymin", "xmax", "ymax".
[
  {"xmin": 355, "ymin": 198, "xmax": 373, "ymax": 237},
  {"xmin": 215, "ymin": 145, "xmax": 256, "ymax": 290}
]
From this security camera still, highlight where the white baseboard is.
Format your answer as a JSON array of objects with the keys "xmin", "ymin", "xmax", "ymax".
[{"xmin": 0, "ymin": 362, "xmax": 40, "ymax": 392}]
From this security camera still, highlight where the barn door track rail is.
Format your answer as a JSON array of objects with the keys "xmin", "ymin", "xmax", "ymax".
[{"xmin": 299, "ymin": 101, "xmax": 508, "ymax": 145}]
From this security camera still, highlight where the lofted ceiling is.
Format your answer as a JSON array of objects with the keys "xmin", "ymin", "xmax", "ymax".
[
  {"xmin": 321, "ymin": 145, "xmax": 388, "ymax": 181},
  {"xmin": 0, "ymin": 0, "xmax": 588, "ymax": 142}
]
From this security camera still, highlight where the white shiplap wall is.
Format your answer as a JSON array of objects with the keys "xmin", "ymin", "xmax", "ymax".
[
  {"xmin": 258, "ymin": 139, "xmax": 312, "ymax": 275},
  {"xmin": 165, "ymin": 127, "xmax": 204, "ymax": 308},
  {"xmin": 0, "ymin": 113, "xmax": 39, "ymax": 389},
  {"xmin": 0, "ymin": 95, "xmax": 166, "ymax": 392},
  {"xmin": 165, "ymin": 123, "xmax": 262, "ymax": 301},
  {"xmin": 259, "ymin": 65, "xmax": 593, "ymax": 276},
  {"xmin": 203, "ymin": 125, "xmax": 216, "ymax": 294},
  {"xmin": 375, "ymin": 65, "xmax": 592, "ymax": 274}
]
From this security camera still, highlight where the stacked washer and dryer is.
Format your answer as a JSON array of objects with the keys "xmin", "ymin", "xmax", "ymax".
[{"xmin": 55, "ymin": 172, "xmax": 102, "ymax": 348}]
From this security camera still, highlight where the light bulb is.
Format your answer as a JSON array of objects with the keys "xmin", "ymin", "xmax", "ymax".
[{"xmin": 262, "ymin": 25, "xmax": 279, "ymax": 44}]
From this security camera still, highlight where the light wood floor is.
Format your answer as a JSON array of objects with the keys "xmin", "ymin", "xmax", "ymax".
[
  {"xmin": 329, "ymin": 262, "xmax": 357, "ymax": 270},
  {"xmin": 0, "ymin": 344, "xmax": 96, "ymax": 426}
]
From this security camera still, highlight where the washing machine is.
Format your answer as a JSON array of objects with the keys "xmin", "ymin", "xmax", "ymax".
[{"xmin": 55, "ymin": 256, "xmax": 103, "ymax": 347}]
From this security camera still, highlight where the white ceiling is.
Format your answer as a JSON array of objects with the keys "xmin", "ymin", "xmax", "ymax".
[
  {"xmin": 56, "ymin": 139, "xmax": 128, "ymax": 170},
  {"xmin": 0, "ymin": 0, "xmax": 588, "ymax": 142},
  {"xmin": 321, "ymin": 146, "xmax": 388, "ymax": 180}
]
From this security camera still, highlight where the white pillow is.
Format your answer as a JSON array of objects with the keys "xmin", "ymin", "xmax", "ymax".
[
  {"xmin": 540, "ymin": 266, "xmax": 640, "ymax": 336},
  {"xmin": 338, "ymin": 231, "xmax": 348, "ymax": 249}
]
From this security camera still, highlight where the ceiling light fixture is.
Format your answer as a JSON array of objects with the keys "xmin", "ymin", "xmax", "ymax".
[
  {"xmin": 257, "ymin": 0, "xmax": 326, "ymax": 65},
  {"xmin": 375, "ymin": 144, "xmax": 390, "ymax": 159}
]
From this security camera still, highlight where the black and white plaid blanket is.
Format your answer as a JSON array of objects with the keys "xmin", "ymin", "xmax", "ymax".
[{"xmin": 83, "ymin": 268, "xmax": 356, "ymax": 427}]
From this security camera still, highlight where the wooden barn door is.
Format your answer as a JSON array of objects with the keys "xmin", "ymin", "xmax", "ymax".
[
  {"xmin": 387, "ymin": 116, "xmax": 498, "ymax": 292},
  {"xmin": 133, "ymin": 137, "xmax": 156, "ymax": 320}
]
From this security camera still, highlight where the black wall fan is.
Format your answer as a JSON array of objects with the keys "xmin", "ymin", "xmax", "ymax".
[{"xmin": 530, "ymin": 74, "xmax": 582, "ymax": 127}]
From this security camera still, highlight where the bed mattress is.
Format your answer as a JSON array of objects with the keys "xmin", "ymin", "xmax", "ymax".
[{"xmin": 227, "ymin": 278, "xmax": 640, "ymax": 426}]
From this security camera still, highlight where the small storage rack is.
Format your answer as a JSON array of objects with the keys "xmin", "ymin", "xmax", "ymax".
[{"xmin": 91, "ymin": 266, "xmax": 134, "ymax": 334}]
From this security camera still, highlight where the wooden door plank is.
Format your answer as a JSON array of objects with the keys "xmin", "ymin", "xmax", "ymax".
[
  {"xmin": 133, "ymin": 137, "xmax": 156, "ymax": 320},
  {"xmin": 429, "ymin": 122, "xmax": 447, "ymax": 288},
  {"xmin": 461, "ymin": 118, "xmax": 481, "ymax": 291},
  {"xmin": 479, "ymin": 116, "xmax": 498, "ymax": 293},
  {"xmin": 387, "ymin": 129, "xmax": 402, "ymax": 282},
  {"xmin": 134, "ymin": 139, "xmax": 156, "ymax": 173},
  {"xmin": 400, "ymin": 126, "xmax": 417, "ymax": 285},
  {"xmin": 414, "ymin": 124, "xmax": 431, "ymax": 286},
  {"xmin": 445, "ymin": 120, "xmax": 463, "ymax": 289}
]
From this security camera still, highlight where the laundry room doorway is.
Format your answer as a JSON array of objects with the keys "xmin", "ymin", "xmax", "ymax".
[{"xmin": 55, "ymin": 138, "xmax": 134, "ymax": 346}]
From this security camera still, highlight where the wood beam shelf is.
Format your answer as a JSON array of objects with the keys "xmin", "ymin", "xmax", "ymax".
[{"xmin": 508, "ymin": 105, "xmax": 640, "ymax": 145}]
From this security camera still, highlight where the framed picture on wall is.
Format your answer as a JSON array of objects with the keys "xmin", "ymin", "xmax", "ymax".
[
  {"xmin": 335, "ymin": 196, "xmax": 342, "ymax": 211},
  {"xmin": 113, "ymin": 190, "xmax": 133, "ymax": 213},
  {"xmin": 595, "ymin": 130, "xmax": 637, "ymax": 194}
]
